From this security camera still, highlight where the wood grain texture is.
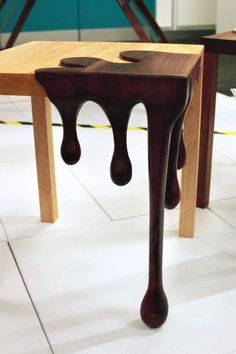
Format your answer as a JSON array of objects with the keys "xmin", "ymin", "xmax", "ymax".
[
  {"xmin": 197, "ymin": 32, "xmax": 236, "ymax": 207},
  {"xmin": 31, "ymin": 96, "xmax": 58, "ymax": 222},
  {"xmin": 202, "ymin": 31, "xmax": 236, "ymax": 54},
  {"xmin": 197, "ymin": 53, "xmax": 218, "ymax": 208},
  {"xmin": 0, "ymin": 41, "xmax": 203, "ymax": 326},
  {"xmin": 35, "ymin": 49, "xmax": 200, "ymax": 328},
  {"xmin": 0, "ymin": 41, "xmax": 203, "ymax": 231},
  {"xmin": 179, "ymin": 54, "xmax": 203, "ymax": 237},
  {"xmin": 0, "ymin": 41, "xmax": 203, "ymax": 96}
]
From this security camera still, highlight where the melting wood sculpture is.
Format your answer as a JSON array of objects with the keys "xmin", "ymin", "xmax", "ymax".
[{"xmin": 35, "ymin": 50, "xmax": 200, "ymax": 328}]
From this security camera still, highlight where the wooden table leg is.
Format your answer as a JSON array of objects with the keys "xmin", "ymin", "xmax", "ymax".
[
  {"xmin": 179, "ymin": 56, "xmax": 203, "ymax": 237},
  {"xmin": 197, "ymin": 52, "xmax": 219, "ymax": 208},
  {"xmin": 140, "ymin": 103, "xmax": 171, "ymax": 328},
  {"xmin": 31, "ymin": 96, "xmax": 58, "ymax": 222},
  {"xmin": 34, "ymin": 50, "xmax": 201, "ymax": 327}
]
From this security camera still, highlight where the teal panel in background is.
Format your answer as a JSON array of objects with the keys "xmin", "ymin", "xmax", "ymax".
[
  {"xmin": 79, "ymin": 0, "xmax": 156, "ymax": 29},
  {"xmin": 25, "ymin": 0, "xmax": 78, "ymax": 30},
  {"xmin": 1, "ymin": 0, "xmax": 78, "ymax": 32},
  {"xmin": 0, "ymin": 0, "xmax": 156, "ymax": 32}
]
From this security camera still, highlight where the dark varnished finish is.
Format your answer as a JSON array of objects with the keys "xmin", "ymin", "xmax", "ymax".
[
  {"xmin": 198, "ymin": 31, "xmax": 236, "ymax": 207},
  {"xmin": 197, "ymin": 52, "xmax": 218, "ymax": 207},
  {"xmin": 202, "ymin": 31, "xmax": 236, "ymax": 55},
  {"xmin": 115, "ymin": 1, "xmax": 187, "ymax": 179},
  {"xmin": 165, "ymin": 113, "xmax": 186, "ymax": 209},
  {"xmin": 35, "ymin": 50, "xmax": 200, "ymax": 328}
]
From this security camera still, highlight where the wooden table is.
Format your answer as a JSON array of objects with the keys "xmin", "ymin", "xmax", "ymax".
[
  {"xmin": 0, "ymin": 41, "xmax": 203, "ymax": 236},
  {"xmin": 198, "ymin": 31, "xmax": 236, "ymax": 207},
  {"xmin": 0, "ymin": 41, "xmax": 203, "ymax": 328}
]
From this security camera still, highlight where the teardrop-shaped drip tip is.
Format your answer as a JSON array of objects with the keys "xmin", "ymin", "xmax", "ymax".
[
  {"xmin": 61, "ymin": 138, "xmax": 81, "ymax": 165},
  {"xmin": 110, "ymin": 154, "xmax": 132, "ymax": 186}
]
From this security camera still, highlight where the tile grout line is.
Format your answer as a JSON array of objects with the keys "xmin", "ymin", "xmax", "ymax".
[
  {"xmin": 207, "ymin": 206, "xmax": 236, "ymax": 231},
  {"xmin": 9, "ymin": 219, "xmax": 114, "ymax": 243},
  {"xmin": 214, "ymin": 146, "xmax": 236, "ymax": 158},
  {"xmin": 64, "ymin": 165, "xmax": 114, "ymax": 222},
  {"xmin": 7, "ymin": 242, "xmax": 54, "ymax": 354},
  {"xmin": 209, "ymin": 195, "xmax": 236, "ymax": 204},
  {"xmin": 0, "ymin": 216, "xmax": 10, "ymax": 243},
  {"xmin": 213, "ymin": 147, "xmax": 236, "ymax": 164},
  {"xmin": 53, "ymin": 154, "xmax": 114, "ymax": 222}
]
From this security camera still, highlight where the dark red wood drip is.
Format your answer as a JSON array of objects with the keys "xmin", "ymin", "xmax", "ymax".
[
  {"xmin": 165, "ymin": 113, "xmax": 186, "ymax": 209},
  {"xmin": 102, "ymin": 102, "xmax": 133, "ymax": 186},
  {"xmin": 35, "ymin": 50, "xmax": 200, "ymax": 328}
]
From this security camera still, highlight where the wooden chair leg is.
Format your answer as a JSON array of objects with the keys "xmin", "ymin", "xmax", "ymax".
[{"xmin": 31, "ymin": 96, "xmax": 58, "ymax": 222}]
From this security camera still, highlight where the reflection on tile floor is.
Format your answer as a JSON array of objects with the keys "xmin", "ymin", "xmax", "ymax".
[{"xmin": 0, "ymin": 93, "xmax": 235, "ymax": 353}]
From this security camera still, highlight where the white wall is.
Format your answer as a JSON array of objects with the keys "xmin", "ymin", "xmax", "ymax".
[
  {"xmin": 216, "ymin": 0, "xmax": 236, "ymax": 32},
  {"xmin": 156, "ymin": 0, "xmax": 172, "ymax": 28},
  {"xmin": 156, "ymin": 0, "xmax": 217, "ymax": 29},
  {"xmin": 177, "ymin": 0, "xmax": 216, "ymax": 27}
]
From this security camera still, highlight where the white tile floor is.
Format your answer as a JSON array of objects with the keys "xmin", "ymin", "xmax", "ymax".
[{"xmin": 0, "ymin": 93, "xmax": 235, "ymax": 354}]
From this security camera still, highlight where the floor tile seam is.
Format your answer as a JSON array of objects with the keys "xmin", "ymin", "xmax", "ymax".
[
  {"xmin": 14, "ymin": 104, "xmax": 33, "ymax": 119},
  {"xmin": 112, "ymin": 212, "xmax": 149, "ymax": 223},
  {"xmin": 207, "ymin": 206, "xmax": 236, "ymax": 231},
  {"xmin": 9, "ymin": 219, "xmax": 115, "ymax": 243},
  {"xmin": 191, "ymin": 235, "xmax": 236, "ymax": 241},
  {"xmin": 213, "ymin": 150, "xmax": 236, "ymax": 163},
  {"xmin": 170, "ymin": 289, "xmax": 236, "ymax": 313},
  {"xmin": 0, "ymin": 96, "xmax": 12, "ymax": 103},
  {"xmin": 8, "ymin": 95, "xmax": 31, "ymax": 107},
  {"xmin": 64, "ymin": 165, "xmax": 114, "ymax": 222},
  {"xmin": 209, "ymin": 197, "xmax": 236, "ymax": 206},
  {"xmin": 8, "ymin": 96, "xmax": 30, "ymax": 103},
  {"xmin": 0, "ymin": 157, "xmax": 35, "ymax": 164},
  {"xmin": 0, "ymin": 216, "xmax": 10, "ymax": 242},
  {"xmin": 209, "ymin": 195, "xmax": 236, "ymax": 204},
  {"xmin": 8, "ymin": 212, "xmax": 150, "ymax": 244},
  {"xmin": 213, "ymin": 148, "xmax": 236, "ymax": 164},
  {"xmin": 2, "ymin": 98, "xmax": 29, "ymax": 119},
  {"xmin": 215, "ymin": 111, "xmax": 236, "ymax": 121},
  {"xmin": 7, "ymin": 242, "xmax": 54, "ymax": 354},
  {"xmin": 215, "ymin": 112, "xmax": 236, "ymax": 120}
]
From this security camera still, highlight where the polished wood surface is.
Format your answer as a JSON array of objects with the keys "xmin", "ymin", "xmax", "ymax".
[
  {"xmin": 197, "ymin": 53, "xmax": 218, "ymax": 207},
  {"xmin": 0, "ymin": 41, "xmax": 203, "ymax": 95},
  {"xmin": 179, "ymin": 54, "xmax": 203, "ymax": 236},
  {"xmin": 35, "ymin": 49, "xmax": 201, "ymax": 328},
  {"xmin": 0, "ymin": 41, "xmax": 203, "ymax": 229},
  {"xmin": 0, "ymin": 41, "xmax": 203, "ymax": 327},
  {"xmin": 198, "ymin": 32, "xmax": 236, "ymax": 207},
  {"xmin": 202, "ymin": 31, "xmax": 236, "ymax": 54},
  {"xmin": 31, "ymin": 96, "xmax": 58, "ymax": 222}
]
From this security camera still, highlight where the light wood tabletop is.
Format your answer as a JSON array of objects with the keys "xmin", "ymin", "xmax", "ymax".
[
  {"xmin": 0, "ymin": 41, "xmax": 203, "ymax": 237},
  {"xmin": 0, "ymin": 41, "xmax": 203, "ymax": 95}
]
